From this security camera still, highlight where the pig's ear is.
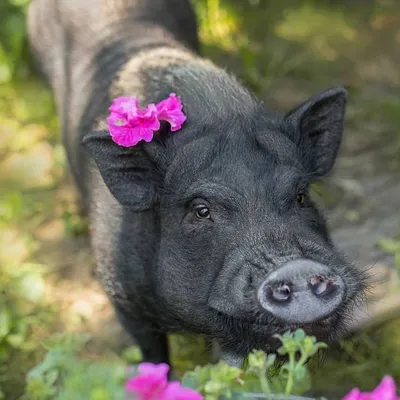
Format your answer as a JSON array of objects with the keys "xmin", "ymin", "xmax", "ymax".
[
  {"xmin": 283, "ymin": 87, "xmax": 347, "ymax": 176},
  {"xmin": 82, "ymin": 130, "xmax": 162, "ymax": 211}
]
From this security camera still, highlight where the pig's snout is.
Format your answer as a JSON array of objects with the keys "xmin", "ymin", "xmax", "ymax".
[{"xmin": 257, "ymin": 259, "xmax": 345, "ymax": 324}]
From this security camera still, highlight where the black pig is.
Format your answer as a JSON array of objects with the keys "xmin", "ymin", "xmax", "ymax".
[{"xmin": 27, "ymin": 0, "xmax": 366, "ymax": 366}]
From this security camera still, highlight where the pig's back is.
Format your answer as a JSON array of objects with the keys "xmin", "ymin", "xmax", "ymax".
[
  {"xmin": 27, "ymin": 0, "xmax": 199, "ymax": 200},
  {"xmin": 28, "ymin": 0, "xmax": 199, "ymax": 88}
]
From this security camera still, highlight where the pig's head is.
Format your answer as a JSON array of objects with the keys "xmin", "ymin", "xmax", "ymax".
[{"xmin": 83, "ymin": 72, "xmax": 366, "ymax": 362}]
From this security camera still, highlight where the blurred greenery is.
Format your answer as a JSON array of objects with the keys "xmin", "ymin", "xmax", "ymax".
[
  {"xmin": 25, "ymin": 333, "xmax": 127, "ymax": 400},
  {"xmin": 0, "ymin": 0, "xmax": 32, "ymax": 84},
  {"xmin": 1, "ymin": 0, "xmax": 400, "ymax": 399}
]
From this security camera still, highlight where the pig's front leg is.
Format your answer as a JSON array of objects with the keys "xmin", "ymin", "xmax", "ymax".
[{"xmin": 115, "ymin": 308, "xmax": 170, "ymax": 365}]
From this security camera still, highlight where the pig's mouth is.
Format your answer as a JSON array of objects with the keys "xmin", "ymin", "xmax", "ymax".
[
  {"xmin": 210, "ymin": 304, "xmax": 349, "ymax": 358},
  {"xmin": 217, "ymin": 308, "xmax": 344, "ymax": 333},
  {"xmin": 215, "ymin": 312, "xmax": 345, "ymax": 368}
]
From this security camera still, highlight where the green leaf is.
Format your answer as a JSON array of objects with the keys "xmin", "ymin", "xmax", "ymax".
[
  {"xmin": 204, "ymin": 380, "xmax": 224, "ymax": 393},
  {"xmin": 6, "ymin": 333, "xmax": 24, "ymax": 348},
  {"xmin": 121, "ymin": 346, "xmax": 142, "ymax": 364},
  {"xmin": 302, "ymin": 336, "xmax": 326, "ymax": 357},
  {"xmin": 279, "ymin": 363, "xmax": 291, "ymax": 378},
  {"xmin": 0, "ymin": 307, "xmax": 12, "ymax": 339},
  {"xmin": 247, "ymin": 350, "xmax": 267, "ymax": 371},
  {"xmin": 293, "ymin": 365, "xmax": 307, "ymax": 381},
  {"xmin": 266, "ymin": 353, "xmax": 276, "ymax": 367},
  {"xmin": 182, "ymin": 372, "xmax": 199, "ymax": 389},
  {"xmin": 294, "ymin": 328, "xmax": 306, "ymax": 341},
  {"xmin": 277, "ymin": 338, "xmax": 299, "ymax": 356}
]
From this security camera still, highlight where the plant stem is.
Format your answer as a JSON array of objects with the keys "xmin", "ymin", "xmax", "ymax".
[
  {"xmin": 259, "ymin": 366, "xmax": 271, "ymax": 396},
  {"xmin": 260, "ymin": 375, "xmax": 271, "ymax": 396},
  {"xmin": 296, "ymin": 353, "xmax": 308, "ymax": 368},
  {"xmin": 284, "ymin": 353, "xmax": 295, "ymax": 396}
]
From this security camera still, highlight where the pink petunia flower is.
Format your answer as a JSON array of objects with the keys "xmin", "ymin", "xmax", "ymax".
[
  {"xmin": 107, "ymin": 93, "xmax": 186, "ymax": 147},
  {"xmin": 156, "ymin": 93, "xmax": 187, "ymax": 132},
  {"xmin": 109, "ymin": 96, "xmax": 139, "ymax": 118},
  {"xmin": 159, "ymin": 381, "xmax": 203, "ymax": 400},
  {"xmin": 341, "ymin": 376, "xmax": 400, "ymax": 400},
  {"xmin": 125, "ymin": 362, "xmax": 203, "ymax": 400},
  {"xmin": 342, "ymin": 388, "xmax": 363, "ymax": 400},
  {"xmin": 125, "ymin": 362, "xmax": 169, "ymax": 400},
  {"xmin": 107, "ymin": 101, "xmax": 160, "ymax": 147},
  {"xmin": 370, "ymin": 376, "xmax": 399, "ymax": 400}
]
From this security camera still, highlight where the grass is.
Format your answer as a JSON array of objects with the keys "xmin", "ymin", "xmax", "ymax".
[{"xmin": 1, "ymin": 0, "xmax": 400, "ymax": 398}]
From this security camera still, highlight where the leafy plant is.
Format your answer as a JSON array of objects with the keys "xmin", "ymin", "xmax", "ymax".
[
  {"xmin": 182, "ymin": 362, "xmax": 245, "ymax": 400},
  {"xmin": 272, "ymin": 329, "xmax": 327, "ymax": 395},
  {"xmin": 0, "ymin": 257, "xmax": 51, "ymax": 398},
  {"xmin": 182, "ymin": 329, "xmax": 327, "ymax": 399},
  {"xmin": 26, "ymin": 333, "xmax": 127, "ymax": 400},
  {"xmin": 0, "ymin": 262, "xmax": 49, "ymax": 360}
]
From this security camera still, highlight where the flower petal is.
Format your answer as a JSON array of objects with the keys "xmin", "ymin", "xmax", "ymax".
[
  {"xmin": 159, "ymin": 381, "xmax": 203, "ymax": 400},
  {"xmin": 108, "ymin": 123, "xmax": 153, "ymax": 147},
  {"xmin": 134, "ymin": 103, "xmax": 161, "ymax": 131},
  {"xmin": 107, "ymin": 93, "xmax": 185, "ymax": 147},
  {"xmin": 139, "ymin": 126, "xmax": 155, "ymax": 142},
  {"xmin": 125, "ymin": 363, "xmax": 169, "ymax": 400},
  {"xmin": 137, "ymin": 362, "xmax": 170, "ymax": 377},
  {"xmin": 371, "ymin": 376, "xmax": 398, "ymax": 400},
  {"xmin": 107, "ymin": 112, "xmax": 128, "ymax": 127},
  {"xmin": 156, "ymin": 93, "xmax": 186, "ymax": 132},
  {"xmin": 107, "ymin": 105, "xmax": 158, "ymax": 147},
  {"xmin": 342, "ymin": 388, "xmax": 362, "ymax": 400},
  {"xmin": 109, "ymin": 96, "xmax": 139, "ymax": 116}
]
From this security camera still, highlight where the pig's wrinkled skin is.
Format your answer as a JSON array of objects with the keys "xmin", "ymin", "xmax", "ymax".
[{"xmin": 28, "ymin": 0, "xmax": 367, "ymax": 366}]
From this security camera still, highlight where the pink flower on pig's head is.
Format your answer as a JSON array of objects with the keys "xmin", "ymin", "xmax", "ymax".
[
  {"xmin": 155, "ymin": 93, "xmax": 186, "ymax": 132},
  {"xmin": 107, "ymin": 100, "xmax": 160, "ymax": 147},
  {"xmin": 107, "ymin": 93, "xmax": 186, "ymax": 147}
]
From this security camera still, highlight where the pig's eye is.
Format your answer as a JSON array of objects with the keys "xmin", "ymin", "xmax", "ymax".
[
  {"xmin": 194, "ymin": 205, "xmax": 211, "ymax": 219},
  {"xmin": 296, "ymin": 193, "xmax": 305, "ymax": 206}
]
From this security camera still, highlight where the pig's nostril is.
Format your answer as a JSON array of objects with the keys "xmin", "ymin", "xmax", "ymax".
[
  {"xmin": 267, "ymin": 284, "xmax": 291, "ymax": 302},
  {"xmin": 309, "ymin": 276, "xmax": 334, "ymax": 297}
]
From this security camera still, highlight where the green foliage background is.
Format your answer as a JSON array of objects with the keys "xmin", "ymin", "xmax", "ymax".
[{"xmin": 0, "ymin": 0, "xmax": 32, "ymax": 84}]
